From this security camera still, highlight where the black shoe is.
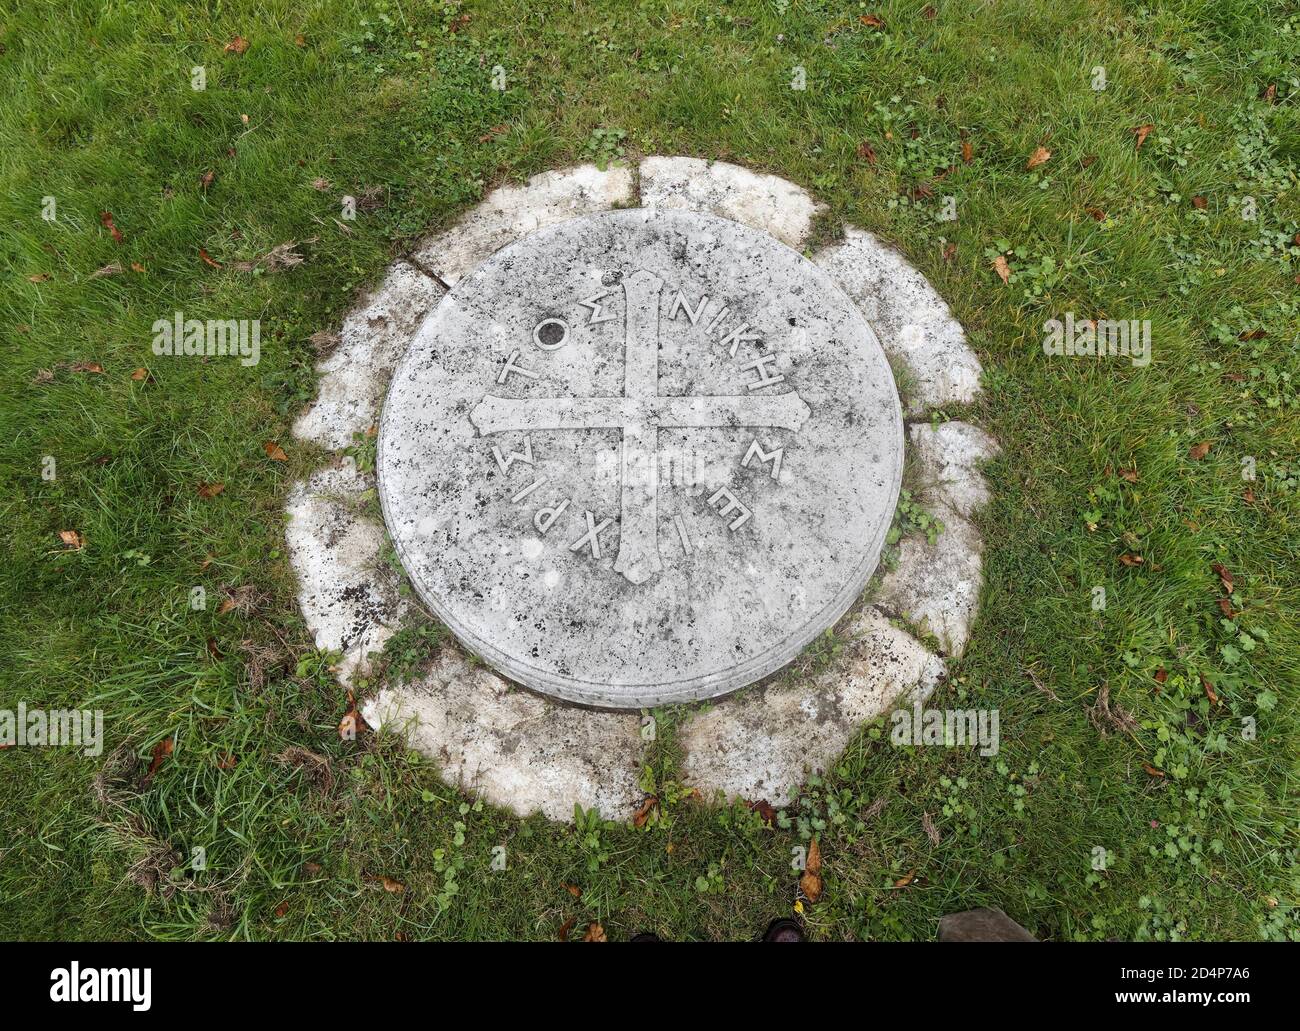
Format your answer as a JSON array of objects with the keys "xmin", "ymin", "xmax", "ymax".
[{"xmin": 762, "ymin": 918, "xmax": 805, "ymax": 942}]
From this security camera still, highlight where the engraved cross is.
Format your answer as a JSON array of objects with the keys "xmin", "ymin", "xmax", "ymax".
[{"xmin": 470, "ymin": 270, "xmax": 811, "ymax": 584}]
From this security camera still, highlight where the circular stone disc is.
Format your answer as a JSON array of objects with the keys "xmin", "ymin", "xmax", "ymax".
[{"xmin": 378, "ymin": 208, "xmax": 903, "ymax": 708}]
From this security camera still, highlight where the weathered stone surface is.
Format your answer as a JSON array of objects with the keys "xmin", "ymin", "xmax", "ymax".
[
  {"xmin": 905, "ymin": 420, "xmax": 1000, "ymax": 521},
  {"xmin": 639, "ymin": 156, "xmax": 824, "ymax": 250},
  {"xmin": 678, "ymin": 608, "xmax": 944, "ymax": 805},
  {"xmin": 939, "ymin": 907, "xmax": 1038, "ymax": 943},
  {"xmin": 284, "ymin": 459, "xmax": 404, "ymax": 687},
  {"xmin": 814, "ymin": 226, "xmax": 982, "ymax": 416},
  {"xmin": 410, "ymin": 164, "xmax": 635, "ymax": 285},
  {"xmin": 360, "ymin": 652, "xmax": 645, "ymax": 821},
  {"xmin": 875, "ymin": 422, "xmax": 999, "ymax": 656},
  {"xmin": 379, "ymin": 208, "xmax": 903, "ymax": 708},
  {"xmin": 293, "ymin": 261, "xmax": 444, "ymax": 451}
]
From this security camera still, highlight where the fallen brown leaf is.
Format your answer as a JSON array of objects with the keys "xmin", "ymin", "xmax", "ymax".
[
  {"xmin": 1154, "ymin": 668, "xmax": 1168, "ymax": 685},
  {"xmin": 1133, "ymin": 123, "xmax": 1154, "ymax": 149},
  {"xmin": 1085, "ymin": 206, "xmax": 1106, "ymax": 221},
  {"xmin": 1117, "ymin": 466, "xmax": 1139, "ymax": 483},
  {"xmin": 216, "ymin": 753, "xmax": 238, "ymax": 769},
  {"xmin": 557, "ymin": 916, "xmax": 577, "ymax": 941},
  {"xmin": 941, "ymin": 241, "xmax": 957, "ymax": 262},
  {"xmin": 632, "ymin": 795, "xmax": 658, "ymax": 828},
  {"xmin": 582, "ymin": 922, "xmax": 607, "ymax": 942},
  {"xmin": 224, "ymin": 36, "xmax": 249, "ymax": 55},
  {"xmin": 197, "ymin": 482, "xmax": 225, "ymax": 499},
  {"xmin": 1243, "ymin": 486, "xmax": 1256, "ymax": 505},
  {"xmin": 856, "ymin": 140, "xmax": 877, "ymax": 165},
  {"xmin": 1142, "ymin": 762, "xmax": 1166, "ymax": 778},
  {"xmin": 1260, "ymin": 83, "xmax": 1277, "ymax": 103},
  {"xmin": 1191, "ymin": 195, "xmax": 1207, "ymax": 209},
  {"xmin": 58, "ymin": 530, "xmax": 84, "ymax": 550},
  {"xmin": 992, "ymin": 254, "xmax": 1010, "ymax": 284},
  {"xmin": 1211, "ymin": 561, "xmax": 1234, "ymax": 594},
  {"xmin": 961, "ymin": 139, "xmax": 973, "ymax": 163},
  {"xmin": 199, "ymin": 248, "xmax": 222, "ymax": 268},
  {"xmin": 894, "ymin": 869, "xmax": 916, "ymax": 888},
  {"xmin": 1188, "ymin": 440, "xmax": 1212, "ymax": 460},
  {"xmin": 130, "ymin": 367, "xmax": 150, "ymax": 381},
  {"xmin": 28, "ymin": 273, "xmax": 51, "ymax": 283},
  {"xmin": 922, "ymin": 5, "xmax": 938, "ymax": 19},
  {"xmin": 1201, "ymin": 674, "xmax": 1219, "ymax": 706},
  {"xmin": 561, "ymin": 883, "xmax": 582, "ymax": 898},
  {"xmin": 144, "ymin": 737, "xmax": 173, "ymax": 781},
  {"xmin": 378, "ymin": 875, "xmax": 405, "ymax": 893},
  {"xmin": 263, "ymin": 440, "xmax": 288, "ymax": 462},
  {"xmin": 799, "ymin": 869, "xmax": 823, "ymax": 902},
  {"xmin": 131, "ymin": 262, "xmax": 146, "ymax": 273},
  {"xmin": 1080, "ymin": 154, "xmax": 1098, "ymax": 168},
  {"xmin": 746, "ymin": 798, "xmax": 777, "ymax": 825},
  {"xmin": 1118, "ymin": 552, "xmax": 1144, "ymax": 566},
  {"xmin": 99, "ymin": 211, "xmax": 124, "ymax": 243},
  {"xmin": 1026, "ymin": 145, "xmax": 1052, "ymax": 170},
  {"xmin": 859, "ymin": 14, "xmax": 885, "ymax": 28},
  {"xmin": 200, "ymin": 170, "xmax": 215, "ymax": 191},
  {"xmin": 69, "ymin": 362, "xmax": 105, "ymax": 374}
]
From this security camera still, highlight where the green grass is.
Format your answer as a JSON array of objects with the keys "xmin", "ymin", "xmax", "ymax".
[{"xmin": 1, "ymin": 0, "xmax": 1297, "ymax": 941}]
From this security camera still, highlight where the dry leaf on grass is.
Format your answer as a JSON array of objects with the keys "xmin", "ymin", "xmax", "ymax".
[
  {"xmin": 992, "ymin": 254, "xmax": 1010, "ymax": 284},
  {"xmin": 859, "ymin": 14, "xmax": 885, "ymax": 28},
  {"xmin": 99, "ymin": 211, "xmax": 124, "ymax": 243},
  {"xmin": 143, "ymin": 738, "xmax": 173, "ymax": 783},
  {"xmin": 632, "ymin": 796, "xmax": 658, "ymax": 828},
  {"xmin": 582, "ymin": 922, "xmax": 607, "ymax": 942},
  {"xmin": 263, "ymin": 441, "xmax": 288, "ymax": 462},
  {"xmin": 197, "ymin": 482, "xmax": 225, "ymax": 499},
  {"xmin": 1211, "ymin": 562, "xmax": 1234, "ymax": 594},
  {"xmin": 1188, "ymin": 440, "xmax": 1212, "ymax": 460},
  {"xmin": 856, "ymin": 140, "xmax": 877, "ymax": 165},
  {"xmin": 1026, "ymin": 145, "xmax": 1052, "ymax": 170},
  {"xmin": 1133, "ymin": 123, "xmax": 1154, "ymax": 149},
  {"xmin": 799, "ymin": 837, "xmax": 823, "ymax": 902},
  {"xmin": 58, "ymin": 530, "xmax": 84, "ymax": 550},
  {"xmin": 224, "ymin": 36, "xmax": 249, "ymax": 54}
]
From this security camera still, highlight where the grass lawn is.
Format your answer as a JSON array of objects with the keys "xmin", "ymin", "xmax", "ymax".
[{"xmin": 1, "ymin": 0, "xmax": 1297, "ymax": 941}]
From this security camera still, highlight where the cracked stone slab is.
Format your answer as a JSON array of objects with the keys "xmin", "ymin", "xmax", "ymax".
[
  {"xmin": 361, "ymin": 652, "xmax": 645, "ymax": 821},
  {"xmin": 293, "ymin": 260, "xmax": 445, "ymax": 451},
  {"xmin": 678, "ymin": 607, "xmax": 945, "ymax": 806},
  {"xmin": 284, "ymin": 459, "xmax": 405, "ymax": 687},
  {"xmin": 410, "ymin": 164, "xmax": 636, "ymax": 285},
  {"xmin": 814, "ymin": 226, "xmax": 982, "ymax": 416},
  {"xmin": 639, "ymin": 156, "xmax": 825, "ymax": 250},
  {"xmin": 875, "ymin": 422, "xmax": 999, "ymax": 656}
]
